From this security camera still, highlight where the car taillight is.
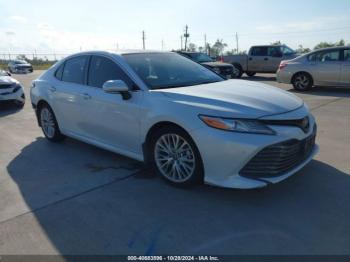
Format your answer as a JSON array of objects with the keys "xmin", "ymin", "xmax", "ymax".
[{"xmin": 279, "ymin": 62, "xmax": 287, "ymax": 70}]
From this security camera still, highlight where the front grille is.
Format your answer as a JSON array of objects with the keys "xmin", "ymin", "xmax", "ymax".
[
  {"xmin": 220, "ymin": 67, "xmax": 233, "ymax": 75},
  {"xmin": 240, "ymin": 125, "xmax": 316, "ymax": 178},
  {"xmin": 0, "ymin": 84, "xmax": 14, "ymax": 89}
]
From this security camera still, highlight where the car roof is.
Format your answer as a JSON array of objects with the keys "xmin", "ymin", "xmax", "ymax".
[{"xmin": 65, "ymin": 50, "xmax": 172, "ymax": 57}]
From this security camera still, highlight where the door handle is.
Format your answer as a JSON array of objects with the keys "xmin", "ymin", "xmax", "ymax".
[
  {"xmin": 82, "ymin": 93, "xmax": 91, "ymax": 100},
  {"xmin": 49, "ymin": 86, "xmax": 56, "ymax": 92},
  {"xmin": 264, "ymin": 58, "xmax": 269, "ymax": 61},
  {"xmin": 249, "ymin": 57, "xmax": 253, "ymax": 61}
]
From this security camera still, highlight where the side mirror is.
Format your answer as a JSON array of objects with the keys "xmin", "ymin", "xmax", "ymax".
[
  {"xmin": 102, "ymin": 80, "xmax": 131, "ymax": 100},
  {"xmin": 6, "ymin": 71, "xmax": 11, "ymax": 76}
]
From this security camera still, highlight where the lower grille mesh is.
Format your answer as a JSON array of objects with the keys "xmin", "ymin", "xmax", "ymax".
[{"xmin": 240, "ymin": 126, "xmax": 316, "ymax": 178}]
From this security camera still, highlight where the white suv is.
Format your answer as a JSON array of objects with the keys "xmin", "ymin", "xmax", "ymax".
[{"xmin": 30, "ymin": 51, "xmax": 318, "ymax": 189}]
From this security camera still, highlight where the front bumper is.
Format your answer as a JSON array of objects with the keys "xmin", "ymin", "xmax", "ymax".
[
  {"xmin": 13, "ymin": 67, "xmax": 33, "ymax": 73},
  {"xmin": 190, "ymin": 113, "xmax": 318, "ymax": 189}
]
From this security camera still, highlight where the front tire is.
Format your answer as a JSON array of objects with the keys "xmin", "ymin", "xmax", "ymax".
[
  {"xmin": 292, "ymin": 73, "xmax": 313, "ymax": 91},
  {"xmin": 149, "ymin": 126, "xmax": 204, "ymax": 187},
  {"xmin": 39, "ymin": 104, "xmax": 65, "ymax": 142}
]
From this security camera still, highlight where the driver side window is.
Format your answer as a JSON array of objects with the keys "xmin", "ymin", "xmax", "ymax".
[{"xmin": 88, "ymin": 56, "xmax": 134, "ymax": 89}]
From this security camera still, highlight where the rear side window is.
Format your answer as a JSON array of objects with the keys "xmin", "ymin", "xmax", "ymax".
[
  {"xmin": 251, "ymin": 47, "xmax": 268, "ymax": 56},
  {"xmin": 62, "ymin": 56, "xmax": 88, "ymax": 84},
  {"xmin": 267, "ymin": 46, "xmax": 282, "ymax": 57},
  {"xmin": 88, "ymin": 56, "xmax": 133, "ymax": 88},
  {"xmin": 55, "ymin": 63, "xmax": 64, "ymax": 80},
  {"xmin": 309, "ymin": 50, "xmax": 340, "ymax": 62},
  {"xmin": 344, "ymin": 50, "xmax": 350, "ymax": 62}
]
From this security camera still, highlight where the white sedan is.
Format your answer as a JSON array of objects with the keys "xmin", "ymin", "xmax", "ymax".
[
  {"xmin": 0, "ymin": 70, "xmax": 25, "ymax": 107},
  {"xmin": 30, "ymin": 51, "xmax": 318, "ymax": 189}
]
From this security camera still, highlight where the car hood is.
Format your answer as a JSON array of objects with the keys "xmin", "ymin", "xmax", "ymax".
[
  {"xmin": 201, "ymin": 62, "xmax": 233, "ymax": 68},
  {"xmin": 157, "ymin": 80, "xmax": 303, "ymax": 118},
  {"xmin": 0, "ymin": 76, "xmax": 18, "ymax": 85}
]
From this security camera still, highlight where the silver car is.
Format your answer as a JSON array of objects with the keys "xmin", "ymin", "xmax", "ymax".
[
  {"xmin": 31, "ymin": 51, "xmax": 318, "ymax": 189},
  {"xmin": 277, "ymin": 47, "xmax": 350, "ymax": 91}
]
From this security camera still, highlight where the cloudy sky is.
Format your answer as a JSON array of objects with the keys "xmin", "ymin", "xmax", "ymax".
[{"xmin": 0, "ymin": 0, "xmax": 349, "ymax": 55}]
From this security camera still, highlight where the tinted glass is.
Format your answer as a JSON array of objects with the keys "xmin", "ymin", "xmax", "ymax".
[
  {"xmin": 267, "ymin": 47, "xmax": 282, "ymax": 57},
  {"xmin": 309, "ymin": 50, "xmax": 340, "ymax": 62},
  {"xmin": 123, "ymin": 53, "xmax": 223, "ymax": 90},
  {"xmin": 251, "ymin": 47, "xmax": 268, "ymax": 56},
  {"xmin": 281, "ymin": 46, "xmax": 295, "ymax": 55},
  {"xmin": 189, "ymin": 53, "xmax": 214, "ymax": 63},
  {"xmin": 88, "ymin": 56, "xmax": 133, "ymax": 88},
  {"xmin": 344, "ymin": 50, "xmax": 350, "ymax": 62},
  {"xmin": 55, "ymin": 63, "xmax": 64, "ymax": 80},
  {"xmin": 62, "ymin": 56, "xmax": 88, "ymax": 84}
]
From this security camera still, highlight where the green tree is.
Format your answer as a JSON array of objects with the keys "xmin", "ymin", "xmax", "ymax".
[
  {"xmin": 271, "ymin": 40, "xmax": 283, "ymax": 45},
  {"xmin": 210, "ymin": 39, "xmax": 227, "ymax": 57},
  {"xmin": 296, "ymin": 45, "xmax": 311, "ymax": 54},
  {"xmin": 314, "ymin": 39, "xmax": 346, "ymax": 50},
  {"xmin": 187, "ymin": 43, "xmax": 197, "ymax": 52}
]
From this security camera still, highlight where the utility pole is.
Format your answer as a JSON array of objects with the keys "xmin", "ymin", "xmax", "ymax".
[
  {"xmin": 204, "ymin": 34, "xmax": 207, "ymax": 54},
  {"xmin": 180, "ymin": 35, "xmax": 183, "ymax": 50},
  {"xmin": 235, "ymin": 32, "xmax": 239, "ymax": 54},
  {"xmin": 184, "ymin": 25, "xmax": 189, "ymax": 51},
  {"xmin": 142, "ymin": 31, "xmax": 146, "ymax": 50},
  {"xmin": 161, "ymin": 39, "xmax": 164, "ymax": 50}
]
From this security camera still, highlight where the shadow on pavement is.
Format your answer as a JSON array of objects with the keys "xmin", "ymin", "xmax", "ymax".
[
  {"xmin": 5, "ymin": 137, "xmax": 350, "ymax": 255},
  {"xmin": 0, "ymin": 102, "xmax": 23, "ymax": 117},
  {"xmin": 242, "ymin": 75, "xmax": 277, "ymax": 82},
  {"xmin": 287, "ymin": 86, "xmax": 350, "ymax": 98}
]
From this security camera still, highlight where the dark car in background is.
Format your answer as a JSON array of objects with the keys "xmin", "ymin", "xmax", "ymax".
[
  {"xmin": 8, "ymin": 60, "xmax": 33, "ymax": 74},
  {"xmin": 176, "ymin": 51, "xmax": 236, "ymax": 79}
]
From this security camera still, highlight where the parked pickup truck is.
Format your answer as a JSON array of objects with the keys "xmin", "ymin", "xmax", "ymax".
[{"xmin": 222, "ymin": 45, "xmax": 298, "ymax": 78}]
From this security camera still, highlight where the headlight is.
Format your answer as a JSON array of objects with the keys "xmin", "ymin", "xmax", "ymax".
[
  {"xmin": 199, "ymin": 115, "xmax": 276, "ymax": 135},
  {"xmin": 12, "ymin": 84, "xmax": 22, "ymax": 93}
]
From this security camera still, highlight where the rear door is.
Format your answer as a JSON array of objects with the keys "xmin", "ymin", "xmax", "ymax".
[
  {"xmin": 340, "ymin": 49, "xmax": 350, "ymax": 85},
  {"xmin": 51, "ymin": 55, "xmax": 90, "ymax": 134},
  {"xmin": 267, "ymin": 46, "xmax": 283, "ymax": 72},
  {"xmin": 248, "ymin": 46, "xmax": 268, "ymax": 72},
  {"xmin": 310, "ymin": 49, "xmax": 342, "ymax": 86}
]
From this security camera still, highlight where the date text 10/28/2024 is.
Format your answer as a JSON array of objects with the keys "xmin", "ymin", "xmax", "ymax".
[{"xmin": 127, "ymin": 256, "xmax": 220, "ymax": 261}]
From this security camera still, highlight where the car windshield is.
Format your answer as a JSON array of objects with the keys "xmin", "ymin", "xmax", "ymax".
[
  {"xmin": 123, "ymin": 53, "xmax": 224, "ymax": 90},
  {"xmin": 281, "ymin": 46, "xmax": 296, "ymax": 55},
  {"xmin": 189, "ymin": 53, "xmax": 214, "ymax": 63},
  {"xmin": 15, "ymin": 60, "xmax": 27, "ymax": 64}
]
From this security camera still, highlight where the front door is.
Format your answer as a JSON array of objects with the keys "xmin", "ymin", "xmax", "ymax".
[
  {"xmin": 310, "ymin": 49, "xmax": 342, "ymax": 86},
  {"xmin": 340, "ymin": 49, "xmax": 350, "ymax": 85},
  {"xmin": 80, "ymin": 55, "xmax": 142, "ymax": 154}
]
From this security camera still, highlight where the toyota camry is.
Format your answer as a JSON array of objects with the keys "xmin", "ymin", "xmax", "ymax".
[{"xmin": 30, "ymin": 51, "xmax": 318, "ymax": 189}]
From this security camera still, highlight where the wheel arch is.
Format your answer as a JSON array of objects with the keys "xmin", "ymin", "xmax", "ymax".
[
  {"xmin": 291, "ymin": 71, "xmax": 314, "ymax": 84},
  {"xmin": 142, "ymin": 121, "xmax": 196, "ymax": 164},
  {"xmin": 35, "ymin": 99, "xmax": 52, "ymax": 126}
]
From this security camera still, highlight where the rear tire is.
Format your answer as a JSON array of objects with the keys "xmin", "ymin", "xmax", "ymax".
[
  {"xmin": 149, "ymin": 126, "xmax": 204, "ymax": 187},
  {"xmin": 292, "ymin": 73, "xmax": 313, "ymax": 91},
  {"xmin": 246, "ymin": 71, "xmax": 256, "ymax": 77},
  {"xmin": 38, "ymin": 104, "xmax": 65, "ymax": 142}
]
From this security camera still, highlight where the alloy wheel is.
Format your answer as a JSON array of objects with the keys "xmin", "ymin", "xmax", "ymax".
[
  {"xmin": 154, "ymin": 133, "xmax": 196, "ymax": 183},
  {"xmin": 294, "ymin": 75, "xmax": 310, "ymax": 90},
  {"xmin": 40, "ymin": 108, "xmax": 56, "ymax": 138}
]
